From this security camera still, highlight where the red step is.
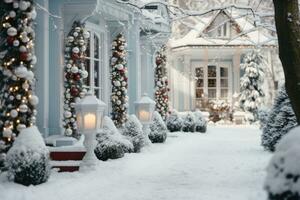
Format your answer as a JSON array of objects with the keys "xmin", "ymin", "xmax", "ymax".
[{"xmin": 49, "ymin": 147, "xmax": 86, "ymax": 172}]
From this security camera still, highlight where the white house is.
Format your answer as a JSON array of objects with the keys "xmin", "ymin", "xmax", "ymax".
[
  {"xmin": 33, "ymin": 0, "xmax": 171, "ymax": 138},
  {"xmin": 168, "ymin": 9, "xmax": 282, "ymax": 113}
]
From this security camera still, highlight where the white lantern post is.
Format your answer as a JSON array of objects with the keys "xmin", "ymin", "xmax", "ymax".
[
  {"xmin": 134, "ymin": 93, "xmax": 156, "ymax": 136},
  {"xmin": 75, "ymin": 91, "xmax": 106, "ymax": 170}
]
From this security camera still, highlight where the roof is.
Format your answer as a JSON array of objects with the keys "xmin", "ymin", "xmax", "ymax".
[{"xmin": 170, "ymin": 9, "xmax": 277, "ymax": 49}]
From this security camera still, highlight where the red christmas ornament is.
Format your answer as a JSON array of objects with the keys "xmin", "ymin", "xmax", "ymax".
[
  {"xmin": 156, "ymin": 58, "xmax": 162, "ymax": 65},
  {"xmin": 73, "ymin": 73, "xmax": 81, "ymax": 81},
  {"xmin": 20, "ymin": 52, "xmax": 28, "ymax": 61},
  {"xmin": 70, "ymin": 87, "xmax": 79, "ymax": 96},
  {"xmin": 7, "ymin": 36, "xmax": 14, "ymax": 45},
  {"xmin": 71, "ymin": 53, "xmax": 80, "ymax": 60}
]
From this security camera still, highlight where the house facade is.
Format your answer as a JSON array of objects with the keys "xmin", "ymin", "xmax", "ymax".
[
  {"xmin": 34, "ymin": 0, "xmax": 171, "ymax": 137},
  {"xmin": 168, "ymin": 10, "xmax": 282, "ymax": 113}
]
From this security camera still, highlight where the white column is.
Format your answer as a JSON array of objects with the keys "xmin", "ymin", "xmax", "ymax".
[{"xmin": 35, "ymin": 0, "xmax": 49, "ymax": 136}]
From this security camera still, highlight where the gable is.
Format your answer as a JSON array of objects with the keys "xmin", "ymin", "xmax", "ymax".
[{"xmin": 202, "ymin": 11, "xmax": 243, "ymax": 39}]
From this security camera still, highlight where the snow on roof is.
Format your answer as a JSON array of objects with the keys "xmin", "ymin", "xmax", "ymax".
[{"xmin": 170, "ymin": 9, "xmax": 276, "ymax": 49}]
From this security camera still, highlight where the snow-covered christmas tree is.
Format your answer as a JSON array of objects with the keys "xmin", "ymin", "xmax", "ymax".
[
  {"xmin": 0, "ymin": 0, "xmax": 38, "ymax": 163},
  {"xmin": 239, "ymin": 50, "xmax": 265, "ymax": 121},
  {"xmin": 154, "ymin": 46, "xmax": 170, "ymax": 121},
  {"xmin": 261, "ymin": 86, "xmax": 297, "ymax": 152},
  {"xmin": 63, "ymin": 21, "xmax": 89, "ymax": 138},
  {"xmin": 111, "ymin": 33, "xmax": 128, "ymax": 128}
]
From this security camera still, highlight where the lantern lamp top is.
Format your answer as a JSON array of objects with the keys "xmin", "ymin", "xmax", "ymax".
[
  {"xmin": 75, "ymin": 91, "xmax": 106, "ymax": 111},
  {"xmin": 134, "ymin": 93, "xmax": 156, "ymax": 106}
]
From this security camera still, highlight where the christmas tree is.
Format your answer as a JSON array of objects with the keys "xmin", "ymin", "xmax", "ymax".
[
  {"xmin": 110, "ymin": 33, "xmax": 128, "ymax": 128},
  {"xmin": 239, "ymin": 50, "xmax": 265, "ymax": 121},
  {"xmin": 0, "ymin": 0, "xmax": 38, "ymax": 159},
  {"xmin": 154, "ymin": 46, "xmax": 170, "ymax": 121},
  {"xmin": 63, "ymin": 21, "xmax": 89, "ymax": 138},
  {"xmin": 261, "ymin": 86, "xmax": 297, "ymax": 152}
]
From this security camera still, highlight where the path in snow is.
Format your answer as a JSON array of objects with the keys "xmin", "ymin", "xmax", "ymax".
[{"xmin": 0, "ymin": 126, "xmax": 271, "ymax": 200}]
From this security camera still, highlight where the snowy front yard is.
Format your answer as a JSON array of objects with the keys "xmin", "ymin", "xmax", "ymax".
[{"xmin": 0, "ymin": 126, "xmax": 271, "ymax": 200}]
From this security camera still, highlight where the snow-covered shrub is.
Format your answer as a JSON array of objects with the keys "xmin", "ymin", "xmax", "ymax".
[
  {"xmin": 265, "ymin": 127, "xmax": 300, "ymax": 200},
  {"xmin": 6, "ymin": 126, "xmax": 50, "ymax": 186},
  {"xmin": 166, "ymin": 110, "xmax": 183, "ymax": 132},
  {"xmin": 122, "ymin": 115, "xmax": 150, "ymax": 153},
  {"xmin": 149, "ymin": 111, "xmax": 167, "ymax": 143},
  {"xmin": 258, "ymin": 107, "xmax": 270, "ymax": 130},
  {"xmin": 182, "ymin": 112, "xmax": 196, "ymax": 132},
  {"xmin": 194, "ymin": 110, "xmax": 207, "ymax": 133},
  {"xmin": 94, "ymin": 117, "xmax": 133, "ymax": 161},
  {"xmin": 261, "ymin": 86, "xmax": 297, "ymax": 152}
]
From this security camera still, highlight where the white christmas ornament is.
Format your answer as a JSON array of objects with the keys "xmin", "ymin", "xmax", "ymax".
[
  {"xmin": 14, "ymin": 65, "xmax": 28, "ymax": 78},
  {"xmin": 19, "ymin": 1, "xmax": 29, "ymax": 10},
  {"xmin": 68, "ymin": 36, "xmax": 74, "ymax": 43},
  {"xmin": 13, "ymin": 2, "xmax": 19, "ymax": 8},
  {"xmin": 19, "ymin": 45, "xmax": 27, "ymax": 52},
  {"xmin": 65, "ymin": 128, "xmax": 72, "ymax": 136},
  {"xmin": 83, "ymin": 31, "xmax": 90, "ymax": 39},
  {"xmin": 81, "ymin": 70, "xmax": 88, "ymax": 78},
  {"xmin": 64, "ymin": 111, "xmax": 72, "ymax": 118},
  {"xmin": 29, "ymin": 95, "xmax": 39, "ymax": 105},
  {"xmin": 73, "ymin": 32, "xmax": 78, "ymax": 37},
  {"xmin": 13, "ymin": 40, "xmax": 20, "ymax": 46},
  {"xmin": 22, "ymin": 82, "xmax": 29, "ymax": 90},
  {"xmin": 9, "ymin": 11, "xmax": 16, "ymax": 18},
  {"xmin": 17, "ymin": 124, "xmax": 26, "ymax": 131},
  {"xmin": 25, "ymin": 70, "xmax": 34, "ymax": 81},
  {"xmin": 19, "ymin": 104, "xmax": 28, "ymax": 113},
  {"xmin": 10, "ymin": 109, "xmax": 18, "ymax": 118},
  {"xmin": 71, "ymin": 66, "xmax": 79, "ymax": 73},
  {"xmin": 7, "ymin": 27, "xmax": 17, "ymax": 36},
  {"xmin": 3, "ymin": 128, "xmax": 12, "ymax": 138},
  {"xmin": 72, "ymin": 47, "xmax": 80, "ymax": 54},
  {"xmin": 31, "ymin": 55, "xmax": 37, "ymax": 65}
]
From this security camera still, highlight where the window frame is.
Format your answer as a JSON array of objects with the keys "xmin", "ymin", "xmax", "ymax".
[
  {"xmin": 85, "ymin": 22, "xmax": 106, "ymax": 100},
  {"xmin": 193, "ymin": 62, "xmax": 232, "ymax": 107}
]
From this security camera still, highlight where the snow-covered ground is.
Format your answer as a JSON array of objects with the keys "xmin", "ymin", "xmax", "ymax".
[{"xmin": 0, "ymin": 126, "xmax": 271, "ymax": 200}]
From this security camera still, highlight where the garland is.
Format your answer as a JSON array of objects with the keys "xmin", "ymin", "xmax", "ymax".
[
  {"xmin": 154, "ymin": 46, "xmax": 170, "ymax": 121},
  {"xmin": 63, "ymin": 21, "xmax": 89, "ymax": 138},
  {"xmin": 0, "ymin": 0, "xmax": 38, "ymax": 149},
  {"xmin": 111, "ymin": 33, "xmax": 128, "ymax": 128}
]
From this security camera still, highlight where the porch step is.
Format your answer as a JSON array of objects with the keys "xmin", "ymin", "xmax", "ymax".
[{"xmin": 49, "ymin": 146, "xmax": 86, "ymax": 172}]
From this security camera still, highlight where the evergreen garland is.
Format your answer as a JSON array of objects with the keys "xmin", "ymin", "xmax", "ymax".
[
  {"xmin": 63, "ymin": 21, "xmax": 89, "ymax": 138},
  {"xmin": 239, "ymin": 50, "xmax": 265, "ymax": 121},
  {"xmin": 0, "ymin": 0, "xmax": 38, "ymax": 154},
  {"xmin": 154, "ymin": 46, "xmax": 170, "ymax": 121},
  {"xmin": 110, "ymin": 33, "xmax": 128, "ymax": 128}
]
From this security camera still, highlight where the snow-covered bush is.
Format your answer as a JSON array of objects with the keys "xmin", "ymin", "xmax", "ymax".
[
  {"xmin": 261, "ymin": 86, "xmax": 297, "ymax": 152},
  {"xmin": 6, "ymin": 126, "xmax": 50, "ymax": 186},
  {"xmin": 166, "ymin": 110, "xmax": 183, "ymax": 132},
  {"xmin": 122, "ymin": 115, "xmax": 150, "ymax": 153},
  {"xmin": 182, "ymin": 112, "xmax": 196, "ymax": 132},
  {"xmin": 265, "ymin": 127, "xmax": 300, "ymax": 200},
  {"xmin": 194, "ymin": 110, "xmax": 207, "ymax": 133},
  {"xmin": 149, "ymin": 111, "xmax": 168, "ymax": 143},
  {"xmin": 239, "ymin": 50, "xmax": 265, "ymax": 122},
  {"xmin": 257, "ymin": 107, "xmax": 270, "ymax": 130},
  {"xmin": 94, "ymin": 117, "xmax": 133, "ymax": 161}
]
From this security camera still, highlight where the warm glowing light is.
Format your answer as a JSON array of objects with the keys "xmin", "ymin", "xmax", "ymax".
[
  {"xmin": 139, "ymin": 110, "xmax": 150, "ymax": 122},
  {"xmin": 83, "ymin": 113, "xmax": 96, "ymax": 130}
]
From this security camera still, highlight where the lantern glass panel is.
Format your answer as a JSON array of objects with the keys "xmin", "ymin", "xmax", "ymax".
[
  {"xmin": 138, "ymin": 109, "xmax": 150, "ymax": 123},
  {"xmin": 84, "ymin": 112, "xmax": 96, "ymax": 130},
  {"xmin": 76, "ymin": 113, "xmax": 82, "ymax": 131}
]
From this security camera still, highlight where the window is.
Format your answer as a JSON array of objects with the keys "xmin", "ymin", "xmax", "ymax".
[
  {"xmin": 85, "ymin": 27, "xmax": 104, "ymax": 99},
  {"xmin": 195, "ymin": 67, "xmax": 204, "ymax": 99},
  {"xmin": 217, "ymin": 22, "xmax": 230, "ymax": 38},
  {"xmin": 193, "ymin": 63, "xmax": 231, "ymax": 108}
]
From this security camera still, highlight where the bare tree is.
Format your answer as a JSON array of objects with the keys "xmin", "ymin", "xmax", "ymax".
[{"xmin": 273, "ymin": 0, "xmax": 300, "ymax": 123}]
